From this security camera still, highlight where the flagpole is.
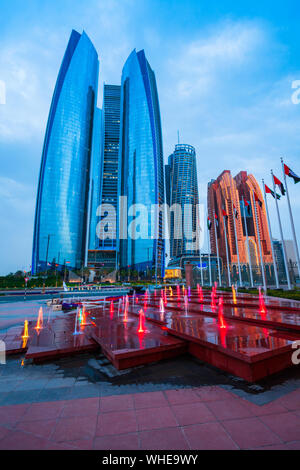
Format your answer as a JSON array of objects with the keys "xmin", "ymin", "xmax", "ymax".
[
  {"xmin": 242, "ymin": 196, "xmax": 254, "ymax": 288},
  {"xmin": 231, "ymin": 200, "xmax": 242, "ymax": 287},
  {"xmin": 199, "ymin": 231, "xmax": 204, "ymax": 287},
  {"xmin": 207, "ymin": 218, "xmax": 212, "ymax": 287},
  {"xmin": 271, "ymin": 169, "xmax": 292, "ymax": 290},
  {"xmin": 262, "ymin": 179, "xmax": 280, "ymax": 289},
  {"xmin": 251, "ymin": 190, "xmax": 267, "ymax": 292},
  {"xmin": 223, "ymin": 214, "xmax": 231, "ymax": 287},
  {"xmin": 281, "ymin": 157, "xmax": 300, "ymax": 280},
  {"xmin": 213, "ymin": 211, "xmax": 222, "ymax": 287}
]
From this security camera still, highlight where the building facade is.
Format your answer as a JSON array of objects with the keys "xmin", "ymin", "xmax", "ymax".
[
  {"xmin": 118, "ymin": 49, "xmax": 165, "ymax": 279},
  {"xmin": 167, "ymin": 144, "xmax": 199, "ymax": 260},
  {"xmin": 88, "ymin": 85, "xmax": 121, "ymax": 272},
  {"xmin": 207, "ymin": 170, "xmax": 273, "ymax": 279},
  {"xmin": 32, "ymin": 30, "xmax": 99, "ymax": 274}
]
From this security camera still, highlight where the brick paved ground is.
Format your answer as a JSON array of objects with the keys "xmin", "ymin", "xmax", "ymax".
[{"xmin": 0, "ymin": 386, "xmax": 299, "ymax": 450}]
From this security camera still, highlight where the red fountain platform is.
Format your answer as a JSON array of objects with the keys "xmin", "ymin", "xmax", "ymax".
[
  {"xmin": 3, "ymin": 289, "xmax": 299, "ymax": 382},
  {"xmin": 85, "ymin": 307, "xmax": 187, "ymax": 370}
]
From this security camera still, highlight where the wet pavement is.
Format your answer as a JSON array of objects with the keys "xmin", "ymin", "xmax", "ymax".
[
  {"xmin": 1, "ymin": 350, "xmax": 300, "ymax": 407},
  {"xmin": 0, "ymin": 353, "xmax": 300, "ymax": 449}
]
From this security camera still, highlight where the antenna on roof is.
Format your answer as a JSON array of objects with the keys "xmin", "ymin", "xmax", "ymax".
[{"xmin": 177, "ymin": 130, "xmax": 180, "ymax": 145}]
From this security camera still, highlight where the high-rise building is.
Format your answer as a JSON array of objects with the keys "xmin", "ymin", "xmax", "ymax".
[
  {"xmin": 118, "ymin": 49, "xmax": 165, "ymax": 278},
  {"xmin": 167, "ymin": 144, "xmax": 199, "ymax": 260},
  {"xmin": 88, "ymin": 85, "xmax": 121, "ymax": 271},
  {"xmin": 207, "ymin": 170, "xmax": 273, "ymax": 272},
  {"xmin": 32, "ymin": 30, "xmax": 99, "ymax": 274}
]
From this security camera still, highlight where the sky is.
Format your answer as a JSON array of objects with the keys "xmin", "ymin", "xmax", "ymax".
[{"xmin": 0, "ymin": 0, "xmax": 300, "ymax": 275}]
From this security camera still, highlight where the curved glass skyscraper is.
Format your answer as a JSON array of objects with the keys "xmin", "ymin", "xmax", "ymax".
[
  {"xmin": 118, "ymin": 49, "xmax": 165, "ymax": 278},
  {"xmin": 32, "ymin": 30, "xmax": 99, "ymax": 274},
  {"xmin": 167, "ymin": 144, "xmax": 199, "ymax": 259}
]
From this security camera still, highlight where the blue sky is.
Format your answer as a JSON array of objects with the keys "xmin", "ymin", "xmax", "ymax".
[{"xmin": 0, "ymin": 0, "xmax": 300, "ymax": 274}]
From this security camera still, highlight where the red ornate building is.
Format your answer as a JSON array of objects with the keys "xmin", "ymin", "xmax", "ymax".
[{"xmin": 207, "ymin": 171, "xmax": 273, "ymax": 273}]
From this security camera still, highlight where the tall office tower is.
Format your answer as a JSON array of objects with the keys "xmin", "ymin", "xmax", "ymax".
[
  {"xmin": 118, "ymin": 49, "xmax": 165, "ymax": 278},
  {"xmin": 167, "ymin": 144, "xmax": 199, "ymax": 260},
  {"xmin": 164, "ymin": 153, "xmax": 174, "ymax": 208},
  {"xmin": 207, "ymin": 170, "xmax": 273, "ymax": 270},
  {"xmin": 88, "ymin": 85, "xmax": 121, "ymax": 271},
  {"xmin": 32, "ymin": 30, "xmax": 99, "ymax": 274}
]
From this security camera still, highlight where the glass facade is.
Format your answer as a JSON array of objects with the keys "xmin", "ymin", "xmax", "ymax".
[
  {"xmin": 99, "ymin": 85, "xmax": 121, "ymax": 267},
  {"xmin": 168, "ymin": 144, "xmax": 199, "ymax": 259},
  {"xmin": 88, "ymin": 107, "xmax": 103, "ymax": 253},
  {"xmin": 32, "ymin": 30, "xmax": 99, "ymax": 274},
  {"xmin": 118, "ymin": 49, "xmax": 165, "ymax": 277}
]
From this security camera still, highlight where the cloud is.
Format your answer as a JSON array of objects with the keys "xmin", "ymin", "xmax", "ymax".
[
  {"xmin": 0, "ymin": 176, "xmax": 35, "ymax": 274},
  {"xmin": 0, "ymin": 30, "xmax": 64, "ymax": 143},
  {"xmin": 168, "ymin": 20, "xmax": 266, "ymax": 99}
]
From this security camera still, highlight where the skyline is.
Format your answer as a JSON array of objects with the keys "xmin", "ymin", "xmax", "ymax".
[{"xmin": 1, "ymin": 0, "xmax": 300, "ymax": 274}]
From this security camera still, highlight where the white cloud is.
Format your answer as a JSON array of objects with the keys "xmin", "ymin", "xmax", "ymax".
[{"xmin": 168, "ymin": 20, "xmax": 266, "ymax": 99}]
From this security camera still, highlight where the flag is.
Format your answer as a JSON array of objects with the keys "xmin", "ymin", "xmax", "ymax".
[
  {"xmin": 284, "ymin": 164, "xmax": 300, "ymax": 184},
  {"xmin": 233, "ymin": 204, "xmax": 239, "ymax": 219},
  {"xmin": 273, "ymin": 175, "xmax": 286, "ymax": 196},
  {"xmin": 214, "ymin": 213, "xmax": 219, "ymax": 228},
  {"xmin": 222, "ymin": 209, "xmax": 228, "ymax": 221},
  {"xmin": 207, "ymin": 217, "xmax": 212, "ymax": 231},
  {"xmin": 254, "ymin": 193, "xmax": 263, "ymax": 208},
  {"xmin": 265, "ymin": 184, "xmax": 281, "ymax": 200},
  {"xmin": 244, "ymin": 200, "xmax": 251, "ymax": 215}
]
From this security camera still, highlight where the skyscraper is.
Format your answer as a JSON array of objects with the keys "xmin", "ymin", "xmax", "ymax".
[
  {"xmin": 118, "ymin": 49, "xmax": 165, "ymax": 278},
  {"xmin": 32, "ymin": 30, "xmax": 99, "ymax": 274},
  {"xmin": 167, "ymin": 144, "xmax": 199, "ymax": 260},
  {"xmin": 207, "ymin": 170, "xmax": 273, "ymax": 275},
  {"xmin": 88, "ymin": 85, "xmax": 121, "ymax": 271}
]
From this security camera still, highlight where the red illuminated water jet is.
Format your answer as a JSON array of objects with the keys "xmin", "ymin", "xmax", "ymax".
[
  {"xmin": 199, "ymin": 286, "xmax": 204, "ymax": 303},
  {"xmin": 110, "ymin": 301, "xmax": 114, "ymax": 319},
  {"xmin": 138, "ymin": 309, "xmax": 146, "ymax": 334},
  {"xmin": 218, "ymin": 298, "xmax": 227, "ymax": 330},
  {"xmin": 35, "ymin": 307, "xmax": 43, "ymax": 332}
]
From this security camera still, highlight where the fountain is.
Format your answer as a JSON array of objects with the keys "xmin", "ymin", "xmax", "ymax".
[
  {"xmin": 35, "ymin": 307, "xmax": 43, "ymax": 332},
  {"xmin": 73, "ymin": 307, "xmax": 82, "ymax": 335},
  {"xmin": 177, "ymin": 285, "xmax": 180, "ymax": 297},
  {"xmin": 123, "ymin": 295, "xmax": 129, "ymax": 324},
  {"xmin": 169, "ymin": 287, "xmax": 173, "ymax": 297},
  {"xmin": 259, "ymin": 287, "xmax": 267, "ymax": 314},
  {"xmin": 144, "ymin": 295, "xmax": 148, "ymax": 311},
  {"xmin": 22, "ymin": 320, "xmax": 29, "ymax": 340},
  {"xmin": 138, "ymin": 309, "xmax": 146, "ymax": 334},
  {"xmin": 184, "ymin": 295, "xmax": 189, "ymax": 316},
  {"xmin": 188, "ymin": 286, "xmax": 191, "ymax": 297},
  {"xmin": 132, "ymin": 290, "xmax": 136, "ymax": 307},
  {"xmin": 211, "ymin": 289, "xmax": 216, "ymax": 310},
  {"xmin": 159, "ymin": 298, "xmax": 165, "ymax": 321},
  {"xmin": 199, "ymin": 286, "xmax": 204, "ymax": 303},
  {"xmin": 110, "ymin": 301, "xmax": 114, "ymax": 319},
  {"xmin": 218, "ymin": 297, "xmax": 227, "ymax": 329},
  {"xmin": 232, "ymin": 285, "xmax": 237, "ymax": 305},
  {"xmin": 80, "ymin": 304, "xmax": 89, "ymax": 327},
  {"xmin": 118, "ymin": 298, "xmax": 122, "ymax": 317}
]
